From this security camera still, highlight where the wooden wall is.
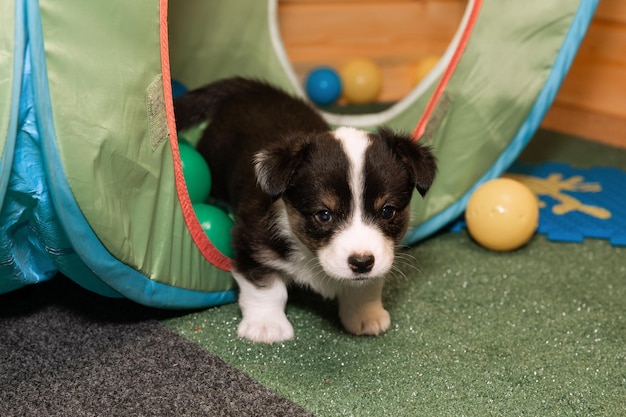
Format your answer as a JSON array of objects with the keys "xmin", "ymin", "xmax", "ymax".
[
  {"xmin": 541, "ymin": 0, "xmax": 626, "ymax": 148},
  {"xmin": 278, "ymin": 0, "xmax": 626, "ymax": 148}
]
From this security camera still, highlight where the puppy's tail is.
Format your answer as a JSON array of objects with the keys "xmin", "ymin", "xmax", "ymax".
[{"xmin": 173, "ymin": 77, "xmax": 259, "ymax": 131}]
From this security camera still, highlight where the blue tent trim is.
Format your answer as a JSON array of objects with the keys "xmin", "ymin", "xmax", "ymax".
[{"xmin": 3, "ymin": 0, "xmax": 237, "ymax": 308}]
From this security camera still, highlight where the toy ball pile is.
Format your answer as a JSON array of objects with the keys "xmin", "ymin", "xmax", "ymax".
[
  {"xmin": 305, "ymin": 58, "xmax": 383, "ymax": 106},
  {"xmin": 305, "ymin": 55, "xmax": 441, "ymax": 106},
  {"xmin": 178, "ymin": 137, "xmax": 234, "ymax": 258}
]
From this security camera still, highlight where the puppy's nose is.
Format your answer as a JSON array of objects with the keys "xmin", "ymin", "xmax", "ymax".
[{"xmin": 348, "ymin": 253, "xmax": 375, "ymax": 274}]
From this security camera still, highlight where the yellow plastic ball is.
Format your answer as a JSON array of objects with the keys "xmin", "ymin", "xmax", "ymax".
[
  {"xmin": 339, "ymin": 58, "xmax": 383, "ymax": 104},
  {"xmin": 413, "ymin": 55, "xmax": 440, "ymax": 86},
  {"xmin": 465, "ymin": 178, "xmax": 539, "ymax": 251}
]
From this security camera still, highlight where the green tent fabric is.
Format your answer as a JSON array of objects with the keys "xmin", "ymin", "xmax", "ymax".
[{"xmin": 0, "ymin": 0, "xmax": 598, "ymax": 308}]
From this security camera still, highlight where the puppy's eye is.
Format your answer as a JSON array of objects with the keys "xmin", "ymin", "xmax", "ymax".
[
  {"xmin": 381, "ymin": 205, "xmax": 397, "ymax": 220},
  {"xmin": 314, "ymin": 210, "xmax": 333, "ymax": 223}
]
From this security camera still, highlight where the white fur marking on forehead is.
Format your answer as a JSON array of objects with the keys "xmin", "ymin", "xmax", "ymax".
[
  {"xmin": 333, "ymin": 127, "xmax": 371, "ymax": 162},
  {"xmin": 333, "ymin": 126, "xmax": 370, "ymax": 214}
]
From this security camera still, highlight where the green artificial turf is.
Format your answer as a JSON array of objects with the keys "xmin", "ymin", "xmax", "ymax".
[{"xmin": 163, "ymin": 131, "xmax": 626, "ymax": 416}]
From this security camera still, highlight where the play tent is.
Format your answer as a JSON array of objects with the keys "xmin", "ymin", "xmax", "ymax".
[{"xmin": 0, "ymin": 0, "xmax": 598, "ymax": 307}]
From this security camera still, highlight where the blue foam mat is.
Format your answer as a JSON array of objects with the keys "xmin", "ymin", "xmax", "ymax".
[{"xmin": 451, "ymin": 162, "xmax": 626, "ymax": 246}]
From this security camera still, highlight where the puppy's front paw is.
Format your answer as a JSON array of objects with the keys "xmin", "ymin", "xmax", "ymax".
[
  {"xmin": 340, "ymin": 305, "xmax": 391, "ymax": 336},
  {"xmin": 237, "ymin": 314, "xmax": 295, "ymax": 344}
]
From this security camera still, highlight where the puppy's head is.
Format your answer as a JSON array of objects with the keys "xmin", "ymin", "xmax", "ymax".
[{"xmin": 254, "ymin": 126, "xmax": 436, "ymax": 281}]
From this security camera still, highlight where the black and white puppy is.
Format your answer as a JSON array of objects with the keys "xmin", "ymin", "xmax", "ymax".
[{"xmin": 174, "ymin": 77, "xmax": 436, "ymax": 344}]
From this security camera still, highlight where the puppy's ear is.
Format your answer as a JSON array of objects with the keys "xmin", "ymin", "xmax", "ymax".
[
  {"xmin": 378, "ymin": 127, "xmax": 437, "ymax": 197},
  {"xmin": 253, "ymin": 138, "xmax": 310, "ymax": 198}
]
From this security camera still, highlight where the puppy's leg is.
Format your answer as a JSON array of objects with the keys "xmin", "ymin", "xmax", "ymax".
[
  {"xmin": 233, "ymin": 270, "xmax": 294, "ymax": 344},
  {"xmin": 338, "ymin": 279, "xmax": 390, "ymax": 336}
]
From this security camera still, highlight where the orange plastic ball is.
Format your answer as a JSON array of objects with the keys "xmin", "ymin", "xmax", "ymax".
[
  {"xmin": 413, "ymin": 55, "xmax": 440, "ymax": 86},
  {"xmin": 465, "ymin": 178, "xmax": 539, "ymax": 251},
  {"xmin": 339, "ymin": 58, "xmax": 383, "ymax": 104}
]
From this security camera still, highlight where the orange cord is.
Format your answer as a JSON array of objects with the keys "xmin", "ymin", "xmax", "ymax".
[
  {"xmin": 159, "ymin": 0, "xmax": 232, "ymax": 271},
  {"xmin": 412, "ymin": 0, "xmax": 484, "ymax": 141}
]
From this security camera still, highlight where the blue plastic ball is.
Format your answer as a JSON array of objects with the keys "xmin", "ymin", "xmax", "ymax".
[
  {"xmin": 305, "ymin": 67, "xmax": 342, "ymax": 106},
  {"xmin": 171, "ymin": 79, "xmax": 188, "ymax": 98}
]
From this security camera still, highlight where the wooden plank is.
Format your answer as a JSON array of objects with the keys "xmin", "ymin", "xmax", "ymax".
[
  {"xmin": 569, "ymin": 17, "xmax": 626, "ymax": 66},
  {"xmin": 594, "ymin": 0, "xmax": 626, "ymax": 26},
  {"xmin": 553, "ymin": 64, "xmax": 626, "ymax": 120},
  {"xmin": 551, "ymin": 19, "xmax": 626, "ymax": 120},
  {"xmin": 546, "ymin": 0, "xmax": 626, "ymax": 140},
  {"xmin": 542, "ymin": 104, "xmax": 626, "ymax": 149},
  {"xmin": 281, "ymin": 0, "xmax": 462, "ymax": 4},
  {"xmin": 278, "ymin": 1, "xmax": 465, "ymax": 63}
]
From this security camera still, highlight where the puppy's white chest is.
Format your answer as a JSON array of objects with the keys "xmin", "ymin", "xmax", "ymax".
[{"xmin": 278, "ymin": 245, "xmax": 340, "ymax": 299}]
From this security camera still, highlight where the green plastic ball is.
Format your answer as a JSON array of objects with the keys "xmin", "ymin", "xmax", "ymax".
[
  {"xmin": 179, "ymin": 145, "xmax": 211, "ymax": 203},
  {"xmin": 193, "ymin": 203, "xmax": 234, "ymax": 258},
  {"xmin": 178, "ymin": 136, "xmax": 194, "ymax": 149}
]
